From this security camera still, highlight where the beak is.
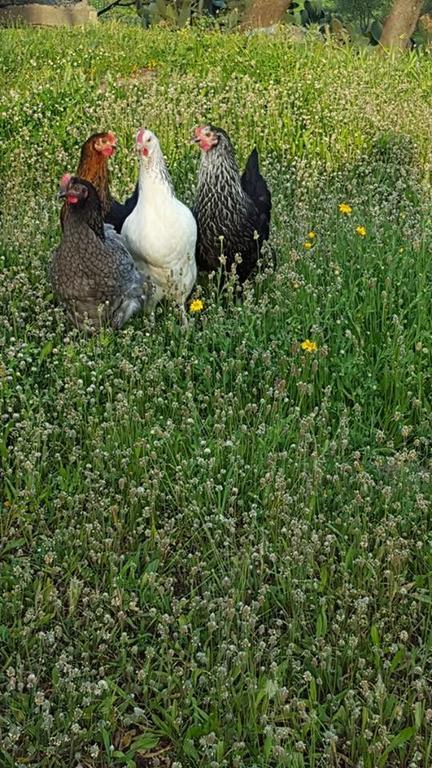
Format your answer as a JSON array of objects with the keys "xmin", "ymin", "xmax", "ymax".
[
  {"xmin": 58, "ymin": 190, "xmax": 68, "ymax": 199},
  {"xmin": 190, "ymin": 135, "xmax": 200, "ymax": 145}
]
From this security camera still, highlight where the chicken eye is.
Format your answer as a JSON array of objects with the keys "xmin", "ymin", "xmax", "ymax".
[{"xmin": 147, "ymin": 137, "xmax": 151, "ymax": 143}]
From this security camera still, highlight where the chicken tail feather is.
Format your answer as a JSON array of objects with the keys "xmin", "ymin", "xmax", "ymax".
[{"xmin": 240, "ymin": 147, "xmax": 271, "ymax": 243}]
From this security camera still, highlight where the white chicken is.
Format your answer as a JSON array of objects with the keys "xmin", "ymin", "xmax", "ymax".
[{"xmin": 121, "ymin": 128, "xmax": 197, "ymax": 320}]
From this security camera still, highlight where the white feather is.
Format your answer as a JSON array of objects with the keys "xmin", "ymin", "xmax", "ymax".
[{"xmin": 121, "ymin": 129, "xmax": 197, "ymax": 311}]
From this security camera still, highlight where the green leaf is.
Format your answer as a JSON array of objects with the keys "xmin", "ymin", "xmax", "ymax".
[
  {"xmin": 390, "ymin": 648, "xmax": 405, "ymax": 672},
  {"xmin": 0, "ymin": 425, "xmax": 11, "ymax": 460},
  {"xmin": 1, "ymin": 538, "xmax": 26, "ymax": 554},
  {"xmin": 344, "ymin": 545, "xmax": 355, "ymax": 568},
  {"xmin": 68, "ymin": 578, "xmax": 82, "ymax": 616},
  {"xmin": 183, "ymin": 738, "xmax": 199, "ymax": 760},
  {"xmin": 112, "ymin": 751, "xmax": 136, "ymax": 767},
  {"xmin": 263, "ymin": 732, "xmax": 273, "ymax": 760},
  {"xmin": 145, "ymin": 559, "xmax": 159, "ymax": 574},
  {"xmin": 216, "ymin": 740, "xmax": 224, "ymax": 761},
  {"xmin": 101, "ymin": 727, "xmax": 111, "ymax": 755},
  {"xmin": 319, "ymin": 565, "xmax": 328, "ymax": 589},
  {"xmin": 370, "ymin": 624, "xmax": 380, "ymax": 647},
  {"xmin": 39, "ymin": 340, "xmax": 53, "ymax": 362},
  {"xmin": 128, "ymin": 734, "xmax": 159, "ymax": 755},
  {"xmin": 178, "ymin": 0, "xmax": 192, "ymax": 26},
  {"xmin": 316, "ymin": 607, "xmax": 327, "ymax": 637},
  {"xmin": 416, "ymin": 592, "xmax": 432, "ymax": 604},
  {"xmin": 309, "ymin": 676, "xmax": 317, "ymax": 704},
  {"xmin": 165, "ymin": 4, "xmax": 177, "ymax": 22},
  {"xmin": 379, "ymin": 726, "xmax": 416, "ymax": 766},
  {"xmin": 415, "ymin": 701, "xmax": 423, "ymax": 729}
]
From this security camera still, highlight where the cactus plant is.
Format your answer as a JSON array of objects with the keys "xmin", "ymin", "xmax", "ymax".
[
  {"xmin": 138, "ymin": 0, "xmax": 227, "ymax": 27},
  {"xmin": 300, "ymin": 0, "xmax": 326, "ymax": 26}
]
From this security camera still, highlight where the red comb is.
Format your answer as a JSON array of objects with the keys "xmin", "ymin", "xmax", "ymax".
[
  {"xmin": 136, "ymin": 128, "xmax": 145, "ymax": 145},
  {"xmin": 60, "ymin": 172, "xmax": 72, "ymax": 190}
]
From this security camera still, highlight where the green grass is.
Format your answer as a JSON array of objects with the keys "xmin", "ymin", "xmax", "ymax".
[{"xmin": 1, "ymin": 24, "xmax": 432, "ymax": 768}]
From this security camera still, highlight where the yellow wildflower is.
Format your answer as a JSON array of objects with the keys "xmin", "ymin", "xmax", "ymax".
[
  {"xmin": 308, "ymin": 231, "xmax": 316, "ymax": 239},
  {"xmin": 300, "ymin": 339, "xmax": 318, "ymax": 353},
  {"xmin": 356, "ymin": 225, "xmax": 366, "ymax": 237},
  {"xmin": 339, "ymin": 203, "xmax": 352, "ymax": 215},
  {"xmin": 303, "ymin": 241, "xmax": 312, "ymax": 250},
  {"xmin": 293, "ymin": 281, "xmax": 300, "ymax": 289},
  {"xmin": 189, "ymin": 299, "xmax": 204, "ymax": 313}
]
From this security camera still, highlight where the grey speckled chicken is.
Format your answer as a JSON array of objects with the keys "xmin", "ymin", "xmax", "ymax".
[
  {"xmin": 51, "ymin": 174, "xmax": 152, "ymax": 331},
  {"xmin": 193, "ymin": 125, "xmax": 272, "ymax": 284}
]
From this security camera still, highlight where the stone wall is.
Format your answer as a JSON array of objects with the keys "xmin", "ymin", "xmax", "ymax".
[{"xmin": 0, "ymin": 0, "xmax": 97, "ymax": 25}]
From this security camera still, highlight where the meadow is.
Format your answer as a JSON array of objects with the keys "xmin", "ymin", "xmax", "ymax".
[{"xmin": 1, "ymin": 23, "xmax": 432, "ymax": 768}]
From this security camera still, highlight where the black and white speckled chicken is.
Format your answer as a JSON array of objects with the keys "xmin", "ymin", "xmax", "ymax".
[
  {"xmin": 51, "ymin": 174, "xmax": 151, "ymax": 331},
  {"xmin": 192, "ymin": 125, "xmax": 272, "ymax": 283}
]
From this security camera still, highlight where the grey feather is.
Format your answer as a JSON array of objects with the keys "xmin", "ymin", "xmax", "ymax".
[{"xmin": 50, "ymin": 178, "xmax": 153, "ymax": 331}]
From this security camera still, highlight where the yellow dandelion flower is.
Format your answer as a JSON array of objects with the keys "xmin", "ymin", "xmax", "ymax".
[
  {"xmin": 339, "ymin": 203, "xmax": 352, "ymax": 215},
  {"xmin": 356, "ymin": 225, "xmax": 366, "ymax": 237},
  {"xmin": 303, "ymin": 242, "xmax": 312, "ymax": 250},
  {"xmin": 189, "ymin": 299, "xmax": 204, "ymax": 313},
  {"xmin": 300, "ymin": 339, "xmax": 318, "ymax": 353},
  {"xmin": 308, "ymin": 231, "xmax": 316, "ymax": 239}
]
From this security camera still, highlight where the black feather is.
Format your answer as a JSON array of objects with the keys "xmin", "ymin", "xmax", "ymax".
[
  {"xmin": 240, "ymin": 148, "xmax": 271, "ymax": 244},
  {"xmin": 105, "ymin": 182, "xmax": 139, "ymax": 233}
]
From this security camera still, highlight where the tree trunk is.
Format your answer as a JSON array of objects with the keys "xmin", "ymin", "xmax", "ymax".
[
  {"xmin": 241, "ymin": 0, "xmax": 292, "ymax": 29},
  {"xmin": 380, "ymin": 0, "xmax": 424, "ymax": 49}
]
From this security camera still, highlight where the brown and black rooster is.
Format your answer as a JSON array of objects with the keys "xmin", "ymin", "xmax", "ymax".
[
  {"xmin": 60, "ymin": 131, "xmax": 138, "ymax": 233},
  {"xmin": 52, "ymin": 174, "xmax": 151, "ymax": 331},
  {"xmin": 192, "ymin": 125, "xmax": 272, "ymax": 284}
]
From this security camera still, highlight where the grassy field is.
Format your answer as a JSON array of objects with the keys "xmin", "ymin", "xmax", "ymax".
[{"xmin": 1, "ymin": 24, "xmax": 432, "ymax": 768}]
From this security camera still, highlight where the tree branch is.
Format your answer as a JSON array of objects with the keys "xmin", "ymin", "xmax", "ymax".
[{"xmin": 97, "ymin": 0, "xmax": 133, "ymax": 16}]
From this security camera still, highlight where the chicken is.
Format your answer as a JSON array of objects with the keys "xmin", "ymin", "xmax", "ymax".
[
  {"xmin": 121, "ymin": 128, "xmax": 197, "ymax": 319},
  {"xmin": 51, "ymin": 174, "xmax": 152, "ymax": 331},
  {"xmin": 192, "ymin": 125, "xmax": 272, "ymax": 283},
  {"xmin": 60, "ymin": 131, "xmax": 138, "ymax": 233}
]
